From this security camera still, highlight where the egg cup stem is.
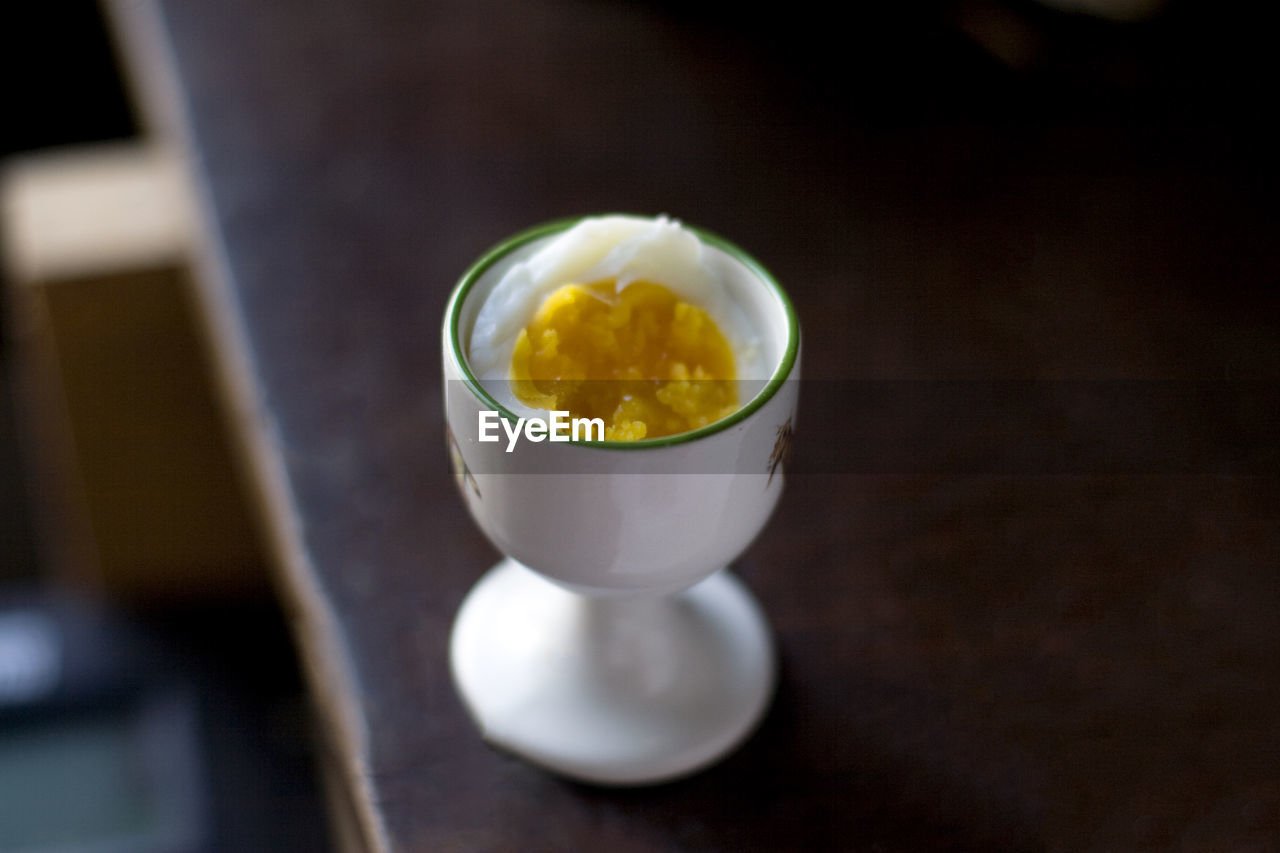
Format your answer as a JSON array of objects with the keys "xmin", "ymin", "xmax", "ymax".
[{"xmin": 449, "ymin": 558, "xmax": 776, "ymax": 786}]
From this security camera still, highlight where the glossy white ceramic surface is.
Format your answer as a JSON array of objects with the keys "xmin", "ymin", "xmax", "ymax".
[
  {"xmin": 450, "ymin": 559, "xmax": 776, "ymax": 785},
  {"xmin": 444, "ymin": 219, "xmax": 799, "ymax": 596},
  {"xmin": 442, "ymin": 216, "xmax": 798, "ymax": 784}
]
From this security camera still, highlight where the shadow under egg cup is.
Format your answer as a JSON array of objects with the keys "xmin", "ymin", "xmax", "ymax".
[{"xmin": 442, "ymin": 219, "xmax": 799, "ymax": 785}]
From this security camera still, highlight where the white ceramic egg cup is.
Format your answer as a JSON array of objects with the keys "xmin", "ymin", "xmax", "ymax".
[{"xmin": 443, "ymin": 218, "xmax": 799, "ymax": 785}]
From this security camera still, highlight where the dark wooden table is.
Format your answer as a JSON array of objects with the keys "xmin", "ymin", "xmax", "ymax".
[{"xmin": 108, "ymin": 1, "xmax": 1278, "ymax": 849}]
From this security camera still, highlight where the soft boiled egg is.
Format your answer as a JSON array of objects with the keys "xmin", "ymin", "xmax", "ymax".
[{"xmin": 467, "ymin": 215, "xmax": 763, "ymax": 440}]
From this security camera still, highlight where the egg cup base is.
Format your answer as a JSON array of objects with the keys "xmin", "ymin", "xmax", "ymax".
[{"xmin": 449, "ymin": 557, "xmax": 776, "ymax": 786}]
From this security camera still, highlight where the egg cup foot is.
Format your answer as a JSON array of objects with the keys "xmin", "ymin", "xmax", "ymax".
[{"xmin": 449, "ymin": 558, "xmax": 776, "ymax": 786}]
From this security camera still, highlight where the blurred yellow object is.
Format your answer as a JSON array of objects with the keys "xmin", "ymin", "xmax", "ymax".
[{"xmin": 1, "ymin": 143, "xmax": 267, "ymax": 604}]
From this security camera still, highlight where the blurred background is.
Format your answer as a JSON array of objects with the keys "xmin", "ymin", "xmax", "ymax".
[
  {"xmin": 2, "ymin": 5, "xmax": 333, "ymax": 850},
  {"xmin": 2, "ymin": 4, "xmax": 132, "ymax": 583},
  {"xmin": 0, "ymin": 0, "xmax": 1274, "ymax": 850}
]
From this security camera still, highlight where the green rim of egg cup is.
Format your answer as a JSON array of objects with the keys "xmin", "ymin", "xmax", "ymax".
[{"xmin": 446, "ymin": 216, "xmax": 799, "ymax": 451}]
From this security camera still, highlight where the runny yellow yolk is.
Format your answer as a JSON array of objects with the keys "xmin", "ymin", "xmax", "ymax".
[{"xmin": 509, "ymin": 280, "xmax": 738, "ymax": 440}]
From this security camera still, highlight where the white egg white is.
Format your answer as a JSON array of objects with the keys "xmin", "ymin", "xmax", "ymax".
[{"xmin": 467, "ymin": 215, "xmax": 763, "ymax": 417}]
